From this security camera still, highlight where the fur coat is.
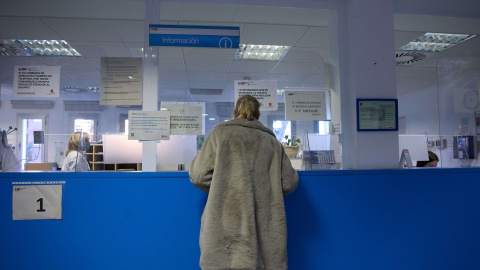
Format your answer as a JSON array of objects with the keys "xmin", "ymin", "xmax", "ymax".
[{"xmin": 189, "ymin": 117, "xmax": 299, "ymax": 270}]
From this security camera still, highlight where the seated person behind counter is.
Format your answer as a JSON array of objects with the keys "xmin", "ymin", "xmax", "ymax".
[
  {"xmin": 61, "ymin": 132, "xmax": 91, "ymax": 171},
  {"xmin": 416, "ymin": 151, "xmax": 439, "ymax": 167}
]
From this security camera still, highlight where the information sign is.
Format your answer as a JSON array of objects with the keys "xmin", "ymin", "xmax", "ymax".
[
  {"xmin": 285, "ymin": 90, "xmax": 330, "ymax": 121},
  {"xmin": 149, "ymin": 25, "xmax": 240, "ymax": 48},
  {"xmin": 357, "ymin": 99, "xmax": 398, "ymax": 131},
  {"xmin": 128, "ymin": 111, "xmax": 170, "ymax": 141},
  {"xmin": 161, "ymin": 102, "xmax": 204, "ymax": 135},
  {"xmin": 234, "ymin": 80, "xmax": 278, "ymax": 111},
  {"xmin": 100, "ymin": 57, "xmax": 143, "ymax": 106},
  {"xmin": 12, "ymin": 184, "xmax": 63, "ymax": 220},
  {"xmin": 13, "ymin": 66, "xmax": 60, "ymax": 98}
]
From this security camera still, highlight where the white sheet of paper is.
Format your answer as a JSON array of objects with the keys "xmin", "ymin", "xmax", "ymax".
[
  {"xmin": 128, "ymin": 110, "xmax": 170, "ymax": 141},
  {"xmin": 285, "ymin": 90, "xmax": 330, "ymax": 121},
  {"xmin": 234, "ymin": 80, "xmax": 278, "ymax": 111},
  {"xmin": 161, "ymin": 102, "xmax": 204, "ymax": 135},
  {"xmin": 100, "ymin": 57, "xmax": 143, "ymax": 106},
  {"xmin": 12, "ymin": 185, "xmax": 63, "ymax": 220},
  {"xmin": 13, "ymin": 66, "xmax": 60, "ymax": 98}
]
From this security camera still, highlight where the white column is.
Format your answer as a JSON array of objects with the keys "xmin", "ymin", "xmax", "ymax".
[
  {"xmin": 331, "ymin": 0, "xmax": 399, "ymax": 169},
  {"xmin": 141, "ymin": 0, "xmax": 160, "ymax": 171}
]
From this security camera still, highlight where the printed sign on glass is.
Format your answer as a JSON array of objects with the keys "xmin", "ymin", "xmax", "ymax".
[
  {"xmin": 285, "ymin": 90, "xmax": 330, "ymax": 121},
  {"xmin": 100, "ymin": 57, "xmax": 143, "ymax": 106},
  {"xmin": 161, "ymin": 102, "xmax": 205, "ymax": 135},
  {"xmin": 234, "ymin": 80, "xmax": 278, "ymax": 111},
  {"xmin": 13, "ymin": 66, "xmax": 60, "ymax": 98},
  {"xmin": 128, "ymin": 111, "xmax": 170, "ymax": 141}
]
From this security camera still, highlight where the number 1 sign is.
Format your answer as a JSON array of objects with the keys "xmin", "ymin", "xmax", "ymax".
[{"xmin": 12, "ymin": 185, "xmax": 63, "ymax": 220}]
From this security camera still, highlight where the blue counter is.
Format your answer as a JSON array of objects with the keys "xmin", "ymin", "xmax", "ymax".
[{"xmin": 1, "ymin": 169, "xmax": 480, "ymax": 269}]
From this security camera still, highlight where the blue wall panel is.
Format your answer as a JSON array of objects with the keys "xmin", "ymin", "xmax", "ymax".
[{"xmin": 1, "ymin": 169, "xmax": 480, "ymax": 270}]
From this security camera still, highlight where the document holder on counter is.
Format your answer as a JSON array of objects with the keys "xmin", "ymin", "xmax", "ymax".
[{"xmin": 301, "ymin": 132, "xmax": 336, "ymax": 170}]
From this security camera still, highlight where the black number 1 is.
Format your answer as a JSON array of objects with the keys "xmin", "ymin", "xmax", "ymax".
[{"xmin": 37, "ymin": 198, "xmax": 46, "ymax": 212}]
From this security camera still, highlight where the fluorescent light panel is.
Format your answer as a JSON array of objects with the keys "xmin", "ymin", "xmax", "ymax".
[
  {"xmin": 11, "ymin": 39, "xmax": 81, "ymax": 56},
  {"xmin": 398, "ymin": 32, "xmax": 477, "ymax": 53},
  {"xmin": 235, "ymin": 44, "xmax": 290, "ymax": 61}
]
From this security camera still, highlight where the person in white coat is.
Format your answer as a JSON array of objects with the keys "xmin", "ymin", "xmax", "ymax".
[
  {"xmin": 61, "ymin": 132, "xmax": 91, "ymax": 171},
  {"xmin": 190, "ymin": 95, "xmax": 299, "ymax": 270}
]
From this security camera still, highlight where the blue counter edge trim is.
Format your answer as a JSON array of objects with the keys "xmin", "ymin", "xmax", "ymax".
[{"xmin": 2, "ymin": 168, "xmax": 480, "ymax": 179}]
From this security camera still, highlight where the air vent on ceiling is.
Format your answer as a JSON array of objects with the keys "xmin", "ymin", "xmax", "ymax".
[
  {"xmin": 64, "ymin": 101, "xmax": 103, "ymax": 111},
  {"xmin": 11, "ymin": 100, "xmax": 54, "ymax": 109},
  {"xmin": 190, "ymin": 88, "xmax": 223, "ymax": 95},
  {"xmin": 395, "ymin": 52, "xmax": 427, "ymax": 65},
  {"xmin": 60, "ymin": 87, "xmax": 88, "ymax": 94}
]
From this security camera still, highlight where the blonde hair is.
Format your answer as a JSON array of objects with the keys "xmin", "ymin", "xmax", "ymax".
[
  {"xmin": 66, "ymin": 132, "xmax": 90, "ymax": 156},
  {"xmin": 233, "ymin": 95, "xmax": 260, "ymax": 120}
]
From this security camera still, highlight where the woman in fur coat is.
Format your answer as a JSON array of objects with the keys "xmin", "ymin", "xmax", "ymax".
[{"xmin": 189, "ymin": 95, "xmax": 299, "ymax": 270}]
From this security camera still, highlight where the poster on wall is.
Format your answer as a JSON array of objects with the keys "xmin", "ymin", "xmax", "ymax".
[
  {"xmin": 284, "ymin": 90, "xmax": 330, "ymax": 121},
  {"xmin": 128, "ymin": 111, "xmax": 170, "ymax": 141},
  {"xmin": 13, "ymin": 66, "xmax": 60, "ymax": 98},
  {"xmin": 100, "ymin": 57, "xmax": 143, "ymax": 106},
  {"xmin": 161, "ymin": 102, "xmax": 205, "ymax": 135},
  {"xmin": 357, "ymin": 99, "xmax": 398, "ymax": 131},
  {"xmin": 234, "ymin": 80, "xmax": 277, "ymax": 111}
]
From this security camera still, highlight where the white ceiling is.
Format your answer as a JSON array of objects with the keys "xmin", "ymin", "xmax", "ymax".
[{"xmin": 0, "ymin": 0, "xmax": 479, "ymax": 102}]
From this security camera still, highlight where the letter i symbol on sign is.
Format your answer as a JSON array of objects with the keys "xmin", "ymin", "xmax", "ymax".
[{"xmin": 219, "ymin": 38, "xmax": 232, "ymax": 48}]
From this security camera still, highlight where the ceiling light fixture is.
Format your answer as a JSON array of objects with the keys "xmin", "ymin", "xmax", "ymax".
[
  {"xmin": 398, "ymin": 32, "xmax": 477, "ymax": 53},
  {"xmin": 235, "ymin": 44, "xmax": 290, "ymax": 61},
  {"xmin": 0, "ymin": 39, "xmax": 22, "ymax": 56},
  {"xmin": 11, "ymin": 39, "xmax": 81, "ymax": 56}
]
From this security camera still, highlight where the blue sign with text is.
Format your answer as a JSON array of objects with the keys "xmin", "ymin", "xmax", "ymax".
[{"xmin": 149, "ymin": 25, "xmax": 240, "ymax": 49}]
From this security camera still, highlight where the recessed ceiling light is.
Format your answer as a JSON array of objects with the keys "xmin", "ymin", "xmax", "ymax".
[
  {"xmin": 235, "ymin": 44, "xmax": 290, "ymax": 61},
  {"xmin": 10, "ymin": 39, "xmax": 81, "ymax": 56},
  {"xmin": 398, "ymin": 33, "xmax": 477, "ymax": 53}
]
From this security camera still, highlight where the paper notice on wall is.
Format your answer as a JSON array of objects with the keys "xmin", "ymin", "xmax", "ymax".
[
  {"xmin": 12, "ymin": 184, "xmax": 63, "ymax": 220},
  {"xmin": 285, "ymin": 90, "xmax": 330, "ymax": 121},
  {"xmin": 100, "ymin": 57, "xmax": 143, "ymax": 106},
  {"xmin": 128, "ymin": 110, "xmax": 170, "ymax": 141},
  {"xmin": 161, "ymin": 102, "xmax": 205, "ymax": 135},
  {"xmin": 13, "ymin": 66, "xmax": 60, "ymax": 98},
  {"xmin": 234, "ymin": 80, "xmax": 277, "ymax": 111}
]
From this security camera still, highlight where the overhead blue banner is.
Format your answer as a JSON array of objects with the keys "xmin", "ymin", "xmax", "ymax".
[{"xmin": 149, "ymin": 25, "xmax": 240, "ymax": 49}]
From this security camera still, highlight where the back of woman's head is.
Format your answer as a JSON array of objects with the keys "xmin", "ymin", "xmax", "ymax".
[
  {"xmin": 66, "ymin": 132, "xmax": 90, "ymax": 156},
  {"xmin": 233, "ymin": 95, "xmax": 260, "ymax": 120},
  {"xmin": 428, "ymin": 151, "xmax": 439, "ymax": 162}
]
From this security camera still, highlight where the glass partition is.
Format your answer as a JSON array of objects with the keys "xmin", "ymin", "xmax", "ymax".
[
  {"xmin": 0, "ymin": 2, "xmax": 335, "ymax": 172},
  {"xmin": 398, "ymin": 58, "xmax": 480, "ymax": 168}
]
